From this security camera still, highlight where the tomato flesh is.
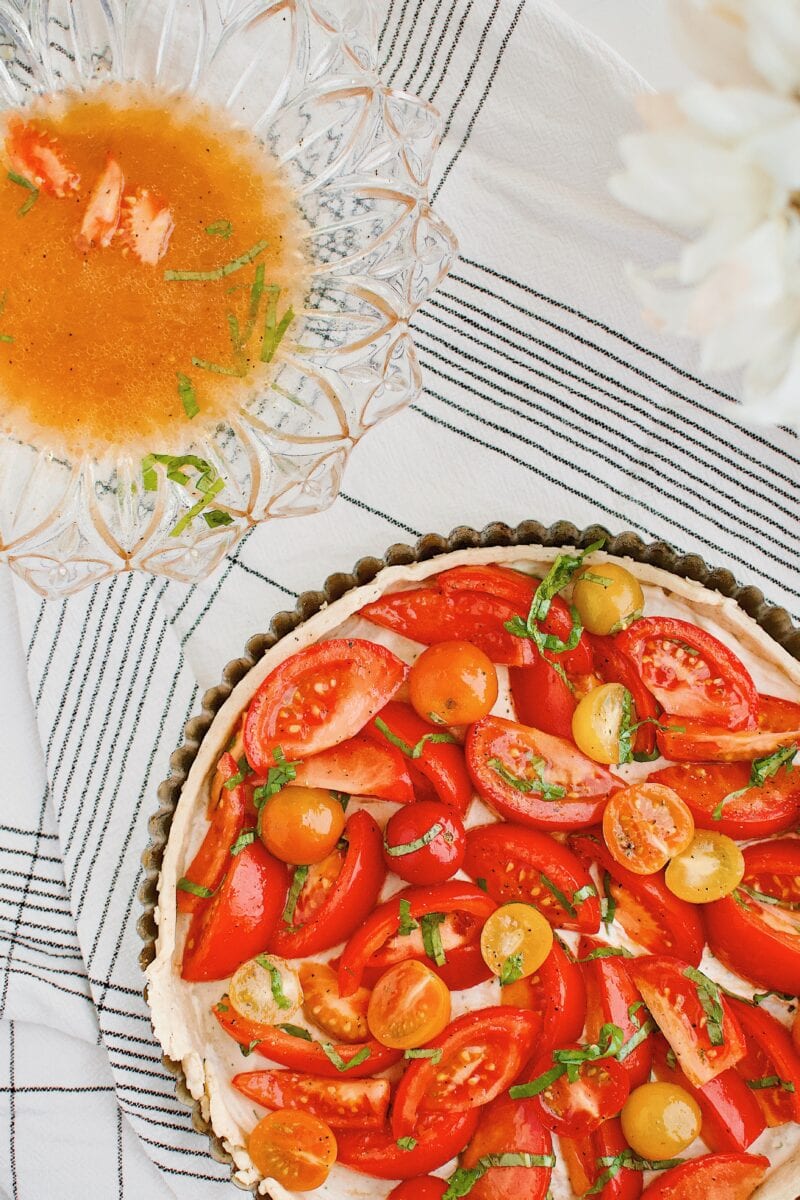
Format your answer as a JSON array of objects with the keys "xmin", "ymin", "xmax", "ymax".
[
  {"xmin": 561, "ymin": 1116, "xmax": 644, "ymax": 1200},
  {"xmin": 728, "ymin": 996, "xmax": 800, "ymax": 1126},
  {"xmin": 290, "ymin": 733, "xmax": 415, "ymax": 803},
  {"xmin": 649, "ymin": 761, "xmax": 800, "ymax": 839},
  {"xmin": 501, "ymin": 936, "xmax": 587, "ymax": 1053},
  {"xmin": 233, "ymin": 1070, "xmax": 390, "ymax": 1129},
  {"xmin": 336, "ymin": 1109, "xmax": 480, "ymax": 1179},
  {"xmin": 388, "ymin": 1180, "xmax": 447, "ymax": 1200},
  {"xmin": 657, "ymin": 692, "xmax": 800, "ymax": 761},
  {"xmin": 177, "ymin": 752, "xmax": 247, "ymax": 914},
  {"xmin": 247, "ymin": 1109, "xmax": 336, "ymax": 1191},
  {"xmin": 298, "ymin": 961, "xmax": 370, "ymax": 1043},
  {"xmin": 578, "ymin": 937, "xmax": 652, "ymax": 1088},
  {"xmin": 367, "ymin": 700, "xmax": 474, "ymax": 815},
  {"xmin": 528, "ymin": 1045, "xmax": 631, "ymax": 1137},
  {"xmin": 459, "ymin": 1095, "xmax": 554, "ymax": 1200},
  {"xmin": 638, "ymin": 1153, "xmax": 769, "ymax": 1199},
  {"xmin": 602, "ymin": 783, "xmax": 694, "ymax": 875},
  {"xmin": 509, "ymin": 655, "xmax": 577, "ymax": 741}
]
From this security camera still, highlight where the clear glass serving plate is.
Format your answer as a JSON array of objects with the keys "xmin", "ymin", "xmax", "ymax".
[{"xmin": 0, "ymin": 0, "xmax": 456, "ymax": 597}]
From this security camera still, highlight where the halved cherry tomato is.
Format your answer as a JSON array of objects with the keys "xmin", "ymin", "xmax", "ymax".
[
  {"xmin": 509, "ymin": 654, "xmax": 577, "ymax": 740},
  {"xmin": 266, "ymin": 810, "xmax": 385, "ymax": 958},
  {"xmin": 233, "ymin": 1070, "xmax": 390, "ymax": 1129},
  {"xmin": 5, "ymin": 118, "xmax": 80, "ymax": 197},
  {"xmin": 627, "ymin": 956, "xmax": 746, "ymax": 1087},
  {"xmin": 338, "ymin": 881, "xmax": 496, "ymax": 996},
  {"xmin": 76, "ymin": 155, "xmax": 124, "ymax": 251},
  {"xmin": 602, "ymin": 783, "xmax": 694, "ymax": 875},
  {"xmin": 464, "ymin": 822, "xmax": 600, "ymax": 932},
  {"xmin": 501, "ymin": 936, "xmax": 587, "ymax": 1053},
  {"xmin": 367, "ymin": 701, "xmax": 474, "ymax": 814},
  {"xmin": 649, "ymin": 761, "xmax": 800, "ymax": 839},
  {"xmin": 358, "ymin": 908, "xmax": 492, "ymax": 992},
  {"xmin": 259, "ymin": 785, "xmax": 345, "ymax": 865},
  {"xmin": 728, "ymin": 996, "xmax": 800, "ymax": 1126},
  {"xmin": 665, "ymin": 830, "xmax": 744, "ymax": 903},
  {"xmin": 569, "ymin": 833, "xmax": 705, "ymax": 965},
  {"xmin": 229, "ymin": 954, "xmax": 301, "ymax": 1025},
  {"xmin": 213, "ymin": 1002, "xmax": 403, "ymax": 1078},
  {"xmin": 383, "ymin": 799, "xmax": 466, "ymax": 885},
  {"xmin": 590, "ymin": 634, "xmax": 659, "ymax": 757},
  {"xmin": 657, "ymin": 693, "xmax": 800, "ymax": 762},
  {"xmin": 617, "ymin": 617, "xmax": 758, "ymax": 731},
  {"xmin": 480, "ymin": 902, "xmax": 553, "ymax": 979},
  {"xmin": 704, "ymin": 837, "xmax": 800, "ymax": 995},
  {"xmin": 467, "ymin": 716, "xmax": 617, "ymax": 830},
  {"xmin": 561, "ymin": 1116, "xmax": 644, "ymax": 1200},
  {"xmin": 298, "ymin": 961, "xmax": 370, "ymax": 1043},
  {"xmin": 367, "ymin": 960, "xmax": 451, "ymax": 1049},
  {"xmin": 290, "ymin": 733, "xmax": 415, "ymax": 803},
  {"xmin": 243, "ymin": 639, "xmax": 407, "ymax": 771},
  {"xmin": 181, "ymin": 842, "xmax": 288, "ymax": 982},
  {"xmin": 621, "ymin": 1080, "xmax": 702, "ymax": 1159},
  {"xmin": 177, "ymin": 752, "xmax": 247, "ymax": 914},
  {"xmin": 388, "ymin": 1180, "xmax": 447, "ymax": 1200},
  {"xmin": 528, "ymin": 1044, "xmax": 631, "ymax": 1137},
  {"xmin": 118, "ymin": 187, "xmax": 174, "ymax": 265},
  {"xmin": 391, "ymin": 1007, "xmax": 540, "ymax": 1137},
  {"xmin": 336, "ymin": 1109, "xmax": 479, "ymax": 1179},
  {"xmin": 638, "ymin": 1153, "xmax": 769, "ymax": 1199},
  {"xmin": 651, "ymin": 1034, "xmax": 765, "ymax": 1153},
  {"xmin": 409, "ymin": 639, "xmax": 498, "ymax": 725},
  {"xmin": 578, "ymin": 937, "xmax": 652, "ymax": 1088},
  {"xmin": 459, "ymin": 1095, "xmax": 554, "ymax": 1200}
]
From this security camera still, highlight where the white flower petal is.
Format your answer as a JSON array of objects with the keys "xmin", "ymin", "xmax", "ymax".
[
  {"xmin": 612, "ymin": 132, "xmax": 742, "ymax": 226},
  {"xmin": 677, "ymin": 82, "xmax": 797, "ymax": 140},
  {"xmin": 669, "ymin": 0, "xmax": 759, "ymax": 85},
  {"xmin": 745, "ymin": 114, "xmax": 800, "ymax": 190},
  {"xmin": 748, "ymin": 0, "xmax": 800, "ymax": 94}
]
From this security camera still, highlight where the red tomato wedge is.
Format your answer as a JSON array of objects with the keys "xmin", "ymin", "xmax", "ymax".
[
  {"xmin": 243, "ymin": 639, "xmax": 407, "ymax": 771},
  {"xmin": 213, "ymin": 1002, "xmax": 402, "ymax": 1078},
  {"xmin": 591, "ymin": 634, "xmax": 659, "ymax": 757},
  {"xmin": 651, "ymin": 1034, "xmax": 765, "ymax": 1153},
  {"xmin": 76, "ymin": 155, "xmax": 124, "ymax": 251},
  {"xmin": 509, "ymin": 656, "xmax": 577, "ymax": 740},
  {"xmin": 467, "ymin": 716, "xmax": 617, "ymax": 830},
  {"xmin": 658, "ymin": 704, "xmax": 800, "ymax": 762},
  {"xmin": 501, "ymin": 936, "xmax": 587, "ymax": 1053},
  {"xmin": 338, "ymin": 880, "xmax": 496, "ymax": 996},
  {"xmin": 616, "ymin": 617, "xmax": 758, "ymax": 731},
  {"xmin": 357, "ymin": 909, "xmax": 492, "ymax": 991},
  {"xmin": 627, "ymin": 956, "xmax": 746, "ymax": 1087},
  {"xmin": 337, "ymin": 1109, "xmax": 479, "ymax": 1179},
  {"xmin": 5, "ymin": 118, "xmax": 80, "ymax": 196},
  {"xmin": 177, "ymin": 752, "xmax": 247, "ymax": 915},
  {"xmin": 388, "ymin": 1180, "xmax": 447, "ymax": 1200},
  {"xmin": 648, "ymin": 761, "xmax": 800, "ymax": 839},
  {"xmin": 464, "ymin": 822, "xmax": 600, "ymax": 932},
  {"xmin": 459, "ymin": 1095, "xmax": 554, "ymax": 1200},
  {"xmin": 561, "ymin": 1117, "xmax": 644, "ymax": 1200},
  {"xmin": 728, "ymin": 997, "xmax": 800, "ymax": 1126},
  {"xmin": 266, "ymin": 810, "xmax": 385, "ymax": 958},
  {"xmin": 181, "ymin": 842, "xmax": 287, "ymax": 982},
  {"xmin": 366, "ymin": 700, "xmax": 474, "ymax": 814},
  {"xmin": 231, "ymin": 1070, "xmax": 390, "ymax": 1129},
  {"xmin": 705, "ymin": 837, "xmax": 800, "ymax": 995},
  {"xmin": 528, "ymin": 1044, "xmax": 631, "ymax": 1137},
  {"xmin": 391, "ymin": 1006, "xmax": 541, "ymax": 1137},
  {"xmin": 569, "ymin": 833, "xmax": 705, "ymax": 965},
  {"xmin": 639, "ymin": 1153, "xmax": 769, "ymax": 1199},
  {"xmin": 578, "ymin": 937, "xmax": 653, "ymax": 1088},
  {"xmin": 290, "ymin": 732, "xmax": 415, "ymax": 803}
]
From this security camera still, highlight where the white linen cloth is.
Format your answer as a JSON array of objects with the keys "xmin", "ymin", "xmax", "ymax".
[{"xmin": 3, "ymin": 1, "xmax": 800, "ymax": 1196}]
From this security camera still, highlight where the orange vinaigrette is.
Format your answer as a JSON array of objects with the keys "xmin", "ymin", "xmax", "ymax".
[{"xmin": 0, "ymin": 83, "xmax": 310, "ymax": 457}]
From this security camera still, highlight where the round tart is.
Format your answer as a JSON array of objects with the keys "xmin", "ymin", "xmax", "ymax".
[{"xmin": 144, "ymin": 538, "xmax": 800, "ymax": 1200}]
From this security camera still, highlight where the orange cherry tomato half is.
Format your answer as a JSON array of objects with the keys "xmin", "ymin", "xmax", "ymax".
[
  {"xmin": 246, "ymin": 1109, "xmax": 337, "ymax": 1191},
  {"xmin": 602, "ymin": 783, "xmax": 695, "ymax": 875},
  {"xmin": 367, "ymin": 959, "xmax": 451, "ymax": 1049},
  {"xmin": 409, "ymin": 639, "xmax": 499, "ymax": 725}
]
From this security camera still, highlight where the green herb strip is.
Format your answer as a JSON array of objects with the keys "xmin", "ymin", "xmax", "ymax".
[
  {"xmin": 539, "ymin": 871, "xmax": 577, "ymax": 918},
  {"xmin": 504, "ymin": 541, "xmax": 605, "ymax": 659},
  {"xmin": 601, "ymin": 871, "xmax": 617, "ymax": 928},
  {"xmin": 489, "ymin": 756, "xmax": 566, "ymax": 802},
  {"xmin": 398, "ymin": 898, "xmax": 419, "ymax": 937},
  {"xmin": 277, "ymin": 1023, "xmax": 312, "ymax": 1040},
  {"xmin": 191, "ymin": 355, "xmax": 247, "ymax": 378},
  {"xmin": 177, "ymin": 372, "xmax": 199, "ymax": 418},
  {"xmin": 254, "ymin": 955, "xmax": 292, "ymax": 1010},
  {"xmin": 396, "ymin": 1137, "xmax": 417, "ymax": 1151},
  {"xmin": 738, "ymin": 884, "xmax": 800, "ymax": 912},
  {"xmin": 385, "ymin": 822, "xmax": 445, "ymax": 858},
  {"xmin": 420, "ymin": 912, "xmax": 446, "ymax": 966},
  {"xmin": 747, "ymin": 1075, "xmax": 796, "ymax": 1092},
  {"xmin": 510, "ymin": 1024, "xmax": 625, "ymax": 1097},
  {"xmin": 239, "ymin": 1040, "xmax": 259, "ymax": 1057},
  {"xmin": 8, "ymin": 170, "xmax": 39, "ymax": 216},
  {"xmin": 176, "ymin": 878, "xmax": 214, "ymax": 898},
  {"xmin": 499, "ymin": 952, "xmax": 524, "ymax": 987},
  {"xmin": 206, "ymin": 220, "xmax": 233, "ymax": 238},
  {"xmin": 683, "ymin": 966, "xmax": 725, "ymax": 1046},
  {"xmin": 320, "ymin": 1043, "xmax": 371, "ymax": 1072},
  {"xmin": 444, "ymin": 1153, "xmax": 557, "ymax": 1199},
  {"xmin": 230, "ymin": 829, "xmax": 255, "ymax": 856},
  {"xmin": 713, "ymin": 744, "xmax": 799, "ymax": 820},
  {"xmin": 374, "ymin": 716, "xmax": 457, "ymax": 759},
  {"xmin": 223, "ymin": 756, "xmax": 254, "ymax": 790},
  {"xmin": 260, "ymin": 284, "xmax": 295, "ymax": 363},
  {"xmin": 165, "ymin": 238, "xmax": 269, "ymax": 282},
  {"xmin": 141, "ymin": 453, "xmax": 230, "ymax": 537},
  {"xmin": 404, "ymin": 1048, "xmax": 443, "ymax": 1063},
  {"xmin": 576, "ymin": 946, "xmax": 633, "ymax": 963},
  {"xmin": 252, "ymin": 747, "xmax": 300, "ymax": 838},
  {"xmin": 586, "ymin": 1151, "xmax": 685, "ymax": 1196},
  {"xmin": 282, "ymin": 865, "xmax": 309, "ymax": 926}
]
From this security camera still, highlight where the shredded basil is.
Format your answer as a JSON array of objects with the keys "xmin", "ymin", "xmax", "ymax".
[
  {"xmin": 510, "ymin": 1024, "xmax": 625, "ymax": 1097},
  {"xmin": 277, "ymin": 1023, "xmax": 312, "ymax": 1040},
  {"xmin": 489, "ymin": 756, "xmax": 566, "ymax": 801},
  {"xmin": 476, "ymin": 877, "xmax": 488, "ymax": 892},
  {"xmin": 444, "ymin": 1153, "xmax": 557, "ymax": 1199},
  {"xmin": 397, "ymin": 897, "xmax": 419, "ymax": 937},
  {"xmin": 539, "ymin": 871, "xmax": 577, "ymax": 917},
  {"xmin": 206, "ymin": 220, "xmax": 233, "ymax": 238},
  {"xmin": 320, "ymin": 1043, "xmax": 371, "ymax": 1072},
  {"xmin": 239, "ymin": 1039, "xmax": 259, "ymax": 1057},
  {"xmin": 586, "ymin": 1151, "xmax": 684, "ymax": 1195},
  {"xmin": 573, "ymin": 883, "xmax": 597, "ymax": 905},
  {"xmin": 282, "ymin": 865, "xmax": 309, "ymax": 926},
  {"xmin": 7, "ymin": 170, "xmax": 38, "ymax": 216},
  {"xmin": 176, "ymin": 371, "xmax": 199, "ymax": 418},
  {"xmin": 503, "ymin": 541, "xmax": 604, "ymax": 658},
  {"xmin": 499, "ymin": 952, "xmax": 524, "ymax": 987},
  {"xmin": 252, "ymin": 747, "xmax": 300, "ymax": 837},
  {"xmin": 260, "ymin": 284, "xmax": 294, "ymax": 362},
  {"xmin": 385, "ymin": 822, "xmax": 445, "ymax": 857},
  {"xmin": 176, "ymin": 877, "xmax": 214, "ymax": 898},
  {"xmin": 165, "ymin": 238, "xmax": 269, "ymax": 281},
  {"xmin": 747, "ymin": 1075, "xmax": 796, "ymax": 1092},
  {"xmin": 223, "ymin": 756, "xmax": 254, "ymax": 790},
  {"xmin": 396, "ymin": 1137, "xmax": 417, "ymax": 1151},
  {"xmin": 713, "ymin": 744, "xmax": 799, "ymax": 820},
  {"xmin": 601, "ymin": 871, "xmax": 617, "ymax": 928},
  {"xmin": 576, "ymin": 945, "xmax": 633, "ymax": 963},
  {"xmin": 230, "ymin": 829, "xmax": 255, "ymax": 856},
  {"xmin": 683, "ymin": 966, "xmax": 725, "ymax": 1046},
  {"xmin": 374, "ymin": 717, "xmax": 457, "ymax": 759},
  {"xmin": 404, "ymin": 1047, "xmax": 443, "ymax": 1063},
  {"xmin": 253, "ymin": 955, "xmax": 293, "ymax": 1010},
  {"xmin": 420, "ymin": 912, "xmax": 446, "ymax": 966},
  {"xmin": 580, "ymin": 572, "xmax": 613, "ymax": 588},
  {"xmin": 330, "ymin": 790, "xmax": 349, "ymax": 811},
  {"xmin": 738, "ymin": 884, "xmax": 800, "ymax": 912},
  {"xmin": 141, "ymin": 453, "xmax": 230, "ymax": 536}
]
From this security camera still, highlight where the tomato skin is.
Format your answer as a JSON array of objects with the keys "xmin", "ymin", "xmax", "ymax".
[
  {"xmin": 649, "ymin": 761, "xmax": 800, "ymax": 839},
  {"xmin": 388, "ymin": 1180, "xmax": 447, "ymax": 1200},
  {"xmin": 602, "ymin": 783, "xmax": 694, "ymax": 875},
  {"xmin": 502, "ymin": 936, "xmax": 587, "ymax": 1053},
  {"xmin": 467, "ymin": 716, "xmax": 617, "ymax": 830},
  {"xmin": 560, "ymin": 1117, "xmax": 643, "ymax": 1200},
  {"xmin": 5, "ymin": 118, "xmax": 80, "ymax": 196},
  {"xmin": 298, "ymin": 961, "xmax": 370, "ymax": 1043},
  {"xmin": 232, "ymin": 1070, "xmax": 390, "ymax": 1129},
  {"xmin": 658, "ymin": 693, "xmax": 800, "ymax": 762},
  {"xmin": 578, "ymin": 937, "xmax": 652, "ymax": 1088},
  {"xmin": 383, "ymin": 800, "xmax": 466, "ymax": 885},
  {"xmin": 177, "ymin": 753, "xmax": 247, "ymax": 915},
  {"xmin": 591, "ymin": 635, "xmax": 659, "ymax": 757},
  {"xmin": 460, "ymin": 1095, "xmax": 554, "ymax": 1200},
  {"xmin": 464, "ymin": 822, "xmax": 600, "ymax": 933},
  {"xmin": 213, "ymin": 1003, "xmax": 403, "ymax": 1077},
  {"xmin": 180, "ymin": 842, "xmax": 288, "ymax": 982},
  {"xmin": 509, "ymin": 656, "xmax": 576, "ymax": 740},
  {"xmin": 639, "ymin": 1153, "xmax": 769, "ymax": 1199},
  {"xmin": 569, "ymin": 833, "xmax": 705, "ymax": 965},
  {"xmin": 391, "ymin": 1006, "xmax": 541, "ymax": 1137},
  {"xmin": 265, "ymin": 810, "xmax": 385, "ymax": 958},
  {"xmin": 290, "ymin": 733, "xmax": 415, "ymax": 803},
  {"xmin": 337, "ymin": 880, "xmax": 496, "ymax": 996},
  {"xmin": 357, "ymin": 912, "xmax": 492, "ymax": 992},
  {"xmin": 336, "ymin": 1109, "xmax": 480, "ymax": 1179},
  {"xmin": 728, "ymin": 996, "xmax": 800, "ymax": 1126},
  {"xmin": 367, "ymin": 701, "xmax": 474, "ymax": 814},
  {"xmin": 528, "ymin": 1045, "xmax": 631, "ymax": 1137},
  {"xmin": 243, "ymin": 638, "xmax": 407, "ymax": 771}
]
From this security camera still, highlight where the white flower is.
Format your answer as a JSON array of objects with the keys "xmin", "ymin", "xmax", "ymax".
[{"xmin": 611, "ymin": 0, "xmax": 800, "ymax": 423}]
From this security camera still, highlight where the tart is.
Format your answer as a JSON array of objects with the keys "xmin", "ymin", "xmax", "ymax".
[{"xmin": 146, "ymin": 542, "xmax": 800, "ymax": 1200}]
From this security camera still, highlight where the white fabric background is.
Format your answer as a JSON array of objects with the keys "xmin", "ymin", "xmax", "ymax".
[{"xmin": 3, "ymin": 2, "xmax": 800, "ymax": 1198}]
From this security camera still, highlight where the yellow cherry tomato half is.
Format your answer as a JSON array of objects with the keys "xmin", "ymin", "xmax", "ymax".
[
  {"xmin": 259, "ymin": 785, "xmax": 346, "ymax": 865},
  {"xmin": 480, "ymin": 901, "xmax": 554, "ymax": 983},
  {"xmin": 572, "ymin": 563, "xmax": 644, "ymax": 636},
  {"xmin": 665, "ymin": 830, "xmax": 745, "ymax": 903},
  {"xmin": 409, "ymin": 639, "xmax": 499, "ymax": 726},
  {"xmin": 621, "ymin": 1082, "xmax": 702, "ymax": 1159},
  {"xmin": 229, "ymin": 954, "xmax": 302, "ymax": 1024},
  {"xmin": 603, "ymin": 782, "xmax": 695, "ymax": 875},
  {"xmin": 247, "ymin": 1109, "xmax": 337, "ymax": 1191},
  {"xmin": 571, "ymin": 682, "xmax": 627, "ymax": 764},
  {"xmin": 367, "ymin": 959, "xmax": 451, "ymax": 1049}
]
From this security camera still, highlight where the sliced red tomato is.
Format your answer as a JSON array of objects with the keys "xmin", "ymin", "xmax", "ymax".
[
  {"xmin": 578, "ymin": 937, "xmax": 652, "ymax": 1088},
  {"xmin": 658, "ymin": 693, "xmax": 800, "ymax": 762},
  {"xmin": 231, "ymin": 1070, "xmax": 390, "ymax": 1129},
  {"xmin": 651, "ymin": 1034, "xmax": 765, "ymax": 1153},
  {"xmin": 243, "ymin": 639, "xmax": 407, "ymax": 772},
  {"xmin": 118, "ymin": 187, "xmax": 174, "ymax": 265},
  {"xmin": 528, "ymin": 1044, "xmax": 631, "ymax": 1137},
  {"xmin": 337, "ymin": 1109, "xmax": 479, "ymax": 1179},
  {"xmin": 509, "ymin": 656, "xmax": 577, "ymax": 740},
  {"xmin": 75, "ymin": 155, "xmax": 124, "ymax": 251},
  {"xmin": 758, "ymin": 694, "xmax": 800, "ymax": 731},
  {"xmin": 616, "ymin": 617, "xmax": 758, "ymax": 731},
  {"xmin": 388, "ymin": 1180, "xmax": 447, "ymax": 1200},
  {"xmin": 357, "ymin": 908, "xmax": 492, "ymax": 992},
  {"xmin": 627, "ymin": 956, "xmax": 746, "ymax": 1087},
  {"xmin": 290, "ymin": 732, "xmax": 415, "ymax": 803},
  {"xmin": 501, "ymin": 936, "xmax": 587, "ymax": 1053},
  {"xmin": 467, "ymin": 716, "xmax": 617, "ymax": 830},
  {"xmin": 5, "ymin": 118, "xmax": 80, "ymax": 196},
  {"xmin": 177, "ymin": 752, "xmax": 247, "ymax": 915},
  {"xmin": 569, "ymin": 833, "xmax": 705, "ymax": 965},
  {"xmin": 213, "ymin": 1002, "xmax": 402, "ymax": 1078},
  {"xmin": 727, "ymin": 996, "xmax": 800, "ymax": 1126},
  {"xmin": 338, "ymin": 880, "xmax": 496, "ymax": 996},
  {"xmin": 366, "ymin": 700, "xmax": 474, "ymax": 814},
  {"xmin": 458, "ymin": 1095, "xmax": 554, "ymax": 1200},
  {"xmin": 649, "ymin": 761, "xmax": 800, "ymax": 839},
  {"xmin": 705, "ymin": 838, "xmax": 800, "ymax": 995},
  {"xmin": 265, "ymin": 810, "xmax": 385, "ymax": 958},
  {"xmin": 591, "ymin": 634, "xmax": 659, "ymax": 757},
  {"xmin": 391, "ymin": 1006, "xmax": 540, "ymax": 1137},
  {"xmin": 639, "ymin": 1153, "xmax": 769, "ymax": 1199},
  {"xmin": 561, "ymin": 1117, "xmax": 644, "ymax": 1200},
  {"xmin": 181, "ymin": 842, "xmax": 288, "ymax": 982},
  {"xmin": 464, "ymin": 822, "xmax": 600, "ymax": 932},
  {"xmin": 291, "ymin": 846, "xmax": 343, "ymax": 927}
]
